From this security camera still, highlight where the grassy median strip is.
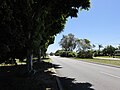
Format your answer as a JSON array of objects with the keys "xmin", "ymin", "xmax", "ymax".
[{"xmin": 75, "ymin": 58, "xmax": 120, "ymax": 66}]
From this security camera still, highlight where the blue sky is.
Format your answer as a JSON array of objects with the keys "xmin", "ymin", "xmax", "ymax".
[{"xmin": 47, "ymin": 0, "xmax": 120, "ymax": 53}]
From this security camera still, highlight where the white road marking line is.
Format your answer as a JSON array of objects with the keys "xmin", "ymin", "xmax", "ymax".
[{"xmin": 100, "ymin": 71, "xmax": 120, "ymax": 79}]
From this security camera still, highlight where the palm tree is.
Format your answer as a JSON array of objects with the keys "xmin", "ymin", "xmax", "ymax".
[
  {"xmin": 92, "ymin": 44, "xmax": 96, "ymax": 49},
  {"xmin": 98, "ymin": 44, "xmax": 103, "ymax": 51},
  {"xmin": 98, "ymin": 44, "xmax": 103, "ymax": 55}
]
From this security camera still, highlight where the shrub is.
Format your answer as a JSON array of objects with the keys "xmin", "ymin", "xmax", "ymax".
[
  {"xmin": 50, "ymin": 52, "xmax": 54, "ymax": 56},
  {"xmin": 60, "ymin": 51, "xmax": 67, "ymax": 57},
  {"xmin": 77, "ymin": 50, "xmax": 93, "ymax": 59},
  {"xmin": 67, "ymin": 51, "xmax": 76, "ymax": 57},
  {"xmin": 54, "ymin": 52, "xmax": 59, "ymax": 56},
  {"xmin": 60, "ymin": 51, "xmax": 76, "ymax": 57},
  {"xmin": 54, "ymin": 50, "xmax": 63, "ymax": 56}
]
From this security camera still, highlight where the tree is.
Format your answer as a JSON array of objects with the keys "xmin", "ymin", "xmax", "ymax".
[
  {"xmin": 76, "ymin": 39, "xmax": 91, "ymax": 52},
  {"xmin": 0, "ymin": 0, "xmax": 90, "ymax": 74},
  {"xmin": 41, "ymin": 36, "xmax": 55, "ymax": 59},
  {"xmin": 76, "ymin": 39, "xmax": 92, "ymax": 58},
  {"xmin": 98, "ymin": 44, "xmax": 103, "ymax": 55},
  {"xmin": 59, "ymin": 33, "xmax": 76, "ymax": 51},
  {"xmin": 50, "ymin": 52, "xmax": 54, "ymax": 56},
  {"xmin": 0, "ymin": 1, "xmax": 27, "ymax": 64},
  {"xmin": 54, "ymin": 50, "xmax": 64, "ymax": 56},
  {"xmin": 98, "ymin": 44, "xmax": 103, "ymax": 51},
  {"xmin": 92, "ymin": 44, "xmax": 96, "ymax": 49},
  {"xmin": 102, "ymin": 45, "xmax": 116, "ymax": 56}
]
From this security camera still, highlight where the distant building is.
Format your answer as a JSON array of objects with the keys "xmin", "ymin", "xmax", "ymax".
[{"xmin": 114, "ymin": 50, "xmax": 120, "ymax": 56}]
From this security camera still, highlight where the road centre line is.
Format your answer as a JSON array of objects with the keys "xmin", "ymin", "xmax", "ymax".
[{"xmin": 100, "ymin": 71, "xmax": 120, "ymax": 79}]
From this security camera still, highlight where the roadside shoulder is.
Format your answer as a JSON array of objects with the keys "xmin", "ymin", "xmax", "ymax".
[{"xmin": 48, "ymin": 58, "xmax": 63, "ymax": 90}]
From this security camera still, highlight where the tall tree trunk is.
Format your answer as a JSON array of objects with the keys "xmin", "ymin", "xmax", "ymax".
[
  {"xmin": 26, "ymin": 31, "xmax": 33, "ymax": 73},
  {"xmin": 27, "ymin": 49, "xmax": 33, "ymax": 72},
  {"xmin": 37, "ymin": 49, "xmax": 41, "ymax": 62},
  {"xmin": 43, "ymin": 53, "xmax": 45, "ymax": 59},
  {"xmin": 42, "ymin": 50, "xmax": 46, "ymax": 59}
]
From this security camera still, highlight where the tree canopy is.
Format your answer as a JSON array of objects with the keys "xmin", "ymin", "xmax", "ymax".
[
  {"xmin": 59, "ymin": 33, "xmax": 92, "ymax": 52},
  {"xmin": 102, "ymin": 45, "xmax": 116, "ymax": 56},
  {"xmin": 59, "ymin": 33, "xmax": 76, "ymax": 51},
  {"xmin": 0, "ymin": 0, "xmax": 90, "ymax": 72}
]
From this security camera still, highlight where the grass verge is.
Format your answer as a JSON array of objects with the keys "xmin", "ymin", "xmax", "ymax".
[
  {"xmin": 75, "ymin": 58, "xmax": 120, "ymax": 67},
  {"xmin": 94, "ymin": 56, "xmax": 120, "ymax": 58}
]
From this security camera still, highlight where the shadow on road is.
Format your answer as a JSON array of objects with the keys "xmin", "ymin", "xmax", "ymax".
[
  {"xmin": 59, "ymin": 77, "xmax": 94, "ymax": 90},
  {"xmin": 0, "ymin": 58, "xmax": 94, "ymax": 90}
]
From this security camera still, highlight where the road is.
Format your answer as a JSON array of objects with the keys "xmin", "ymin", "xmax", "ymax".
[{"xmin": 50, "ymin": 56, "xmax": 120, "ymax": 90}]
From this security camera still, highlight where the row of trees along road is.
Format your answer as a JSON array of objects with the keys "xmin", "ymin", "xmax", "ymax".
[
  {"xmin": 0, "ymin": 0, "xmax": 90, "ymax": 74},
  {"xmin": 95, "ymin": 45, "xmax": 116, "ymax": 56},
  {"xmin": 59, "ymin": 33, "xmax": 92, "ymax": 52},
  {"xmin": 55, "ymin": 33, "xmax": 119, "ymax": 58},
  {"xmin": 58, "ymin": 33, "xmax": 93, "ymax": 58}
]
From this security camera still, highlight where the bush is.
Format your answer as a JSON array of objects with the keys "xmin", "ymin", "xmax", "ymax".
[
  {"xmin": 54, "ymin": 53, "xmax": 59, "ymax": 56},
  {"xmin": 54, "ymin": 50, "xmax": 63, "ymax": 56},
  {"xmin": 60, "ymin": 51, "xmax": 76, "ymax": 57},
  {"xmin": 67, "ymin": 52, "xmax": 76, "ymax": 57},
  {"xmin": 60, "ymin": 51, "xmax": 67, "ymax": 57},
  {"xmin": 77, "ymin": 50, "xmax": 93, "ymax": 59},
  {"xmin": 50, "ymin": 52, "xmax": 54, "ymax": 56}
]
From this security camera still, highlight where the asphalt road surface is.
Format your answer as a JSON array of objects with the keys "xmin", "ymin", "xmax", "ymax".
[{"xmin": 50, "ymin": 56, "xmax": 120, "ymax": 90}]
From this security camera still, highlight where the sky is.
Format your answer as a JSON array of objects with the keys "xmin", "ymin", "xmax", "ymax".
[{"xmin": 47, "ymin": 0, "xmax": 120, "ymax": 53}]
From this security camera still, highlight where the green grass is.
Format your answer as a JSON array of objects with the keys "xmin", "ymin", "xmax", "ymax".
[
  {"xmin": 43, "ymin": 58, "xmax": 51, "ymax": 63},
  {"xmin": 75, "ymin": 58, "xmax": 120, "ymax": 66},
  {"xmin": 95, "ymin": 56, "xmax": 112, "ymax": 58},
  {"xmin": 95, "ymin": 56, "xmax": 120, "ymax": 58},
  {"xmin": 114, "ymin": 56, "xmax": 120, "ymax": 58}
]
